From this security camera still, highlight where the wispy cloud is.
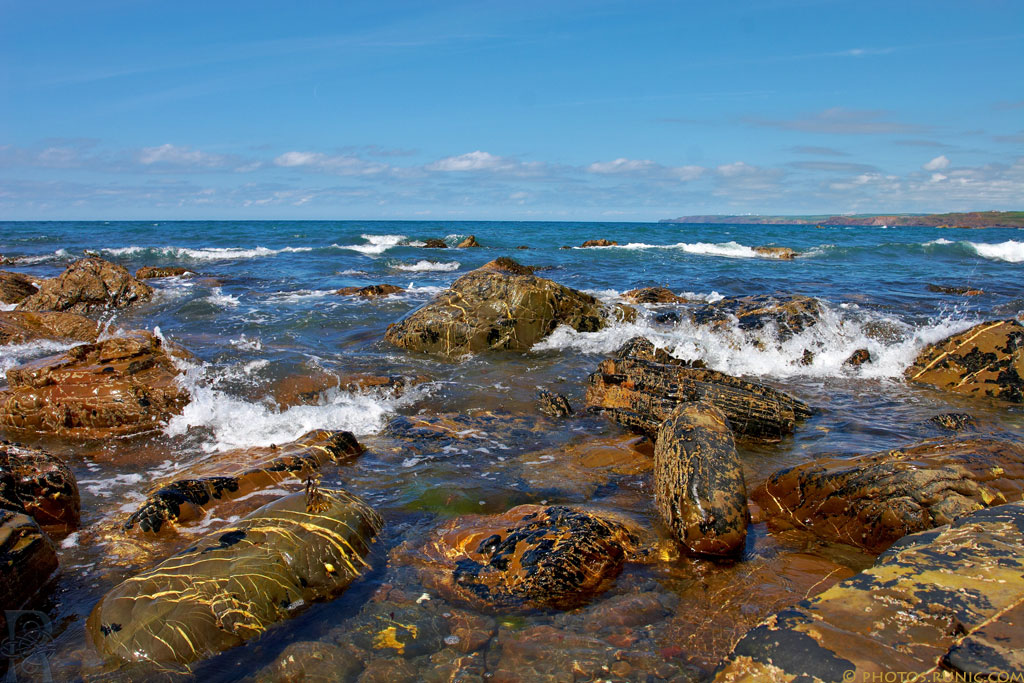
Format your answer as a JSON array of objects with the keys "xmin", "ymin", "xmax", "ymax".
[
  {"xmin": 788, "ymin": 145, "xmax": 849, "ymax": 157},
  {"xmin": 274, "ymin": 151, "xmax": 388, "ymax": 175},
  {"xmin": 747, "ymin": 107, "xmax": 928, "ymax": 135},
  {"xmin": 922, "ymin": 155, "xmax": 950, "ymax": 171},
  {"xmin": 994, "ymin": 131, "xmax": 1024, "ymax": 144},
  {"xmin": 892, "ymin": 139, "xmax": 951, "ymax": 149},
  {"xmin": 788, "ymin": 161, "xmax": 879, "ymax": 173},
  {"xmin": 585, "ymin": 158, "xmax": 704, "ymax": 180}
]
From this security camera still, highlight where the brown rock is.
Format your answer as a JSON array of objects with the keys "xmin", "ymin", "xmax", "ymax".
[
  {"xmin": 622, "ymin": 287, "xmax": 688, "ymax": 304},
  {"xmin": 0, "ymin": 331, "xmax": 190, "ymax": 439},
  {"xmin": 0, "ymin": 442, "xmax": 79, "ymax": 537},
  {"xmin": 655, "ymin": 403, "xmax": 748, "ymax": 556},
  {"xmin": 905, "ymin": 319, "xmax": 1024, "ymax": 403},
  {"xmin": 927, "ymin": 283, "xmax": 984, "ymax": 296},
  {"xmin": 358, "ymin": 657, "xmax": 418, "ymax": 683},
  {"xmin": 580, "ymin": 239, "xmax": 617, "ymax": 247},
  {"xmin": 134, "ymin": 266, "xmax": 190, "ymax": 279},
  {"xmin": 478, "ymin": 257, "xmax": 537, "ymax": 275},
  {"xmin": 536, "ymin": 389, "xmax": 572, "ymax": 417},
  {"xmin": 251, "ymin": 640, "xmax": 364, "ymax": 683},
  {"xmin": 422, "ymin": 238, "xmax": 448, "ymax": 249},
  {"xmin": 0, "ymin": 311, "xmax": 100, "ymax": 345},
  {"xmin": 456, "ymin": 235, "xmax": 481, "ymax": 248},
  {"xmin": 752, "ymin": 435, "xmax": 1024, "ymax": 553},
  {"xmin": 515, "ymin": 245, "xmax": 530, "ymax": 250},
  {"xmin": 692, "ymin": 294, "xmax": 822, "ymax": 340},
  {"xmin": 0, "ymin": 509, "xmax": 58, "ymax": 614},
  {"xmin": 336, "ymin": 284, "xmax": 404, "ymax": 298},
  {"xmin": 272, "ymin": 371, "xmax": 422, "ymax": 408},
  {"xmin": 925, "ymin": 412, "xmax": 977, "ymax": 432},
  {"xmin": 0, "ymin": 270, "xmax": 38, "ymax": 304},
  {"xmin": 17, "ymin": 257, "xmax": 152, "ymax": 314},
  {"xmin": 384, "ymin": 260, "xmax": 632, "ymax": 357},
  {"xmin": 714, "ymin": 501, "xmax": 1024, "ymax": 681},
  {"xmin": 753, "ymin": 245, "xmax": 797, "ymax": 259},
  {"xmin": 845, "ymin": 348, "xmax": 870, "ymax": 366}
]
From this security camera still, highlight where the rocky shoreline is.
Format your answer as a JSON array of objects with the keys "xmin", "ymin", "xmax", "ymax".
[{"xmin": 1, "ymin": 250, "xmax": 1023, "ymax": 681}]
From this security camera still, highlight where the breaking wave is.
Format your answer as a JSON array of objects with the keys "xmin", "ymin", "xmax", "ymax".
[
  {"xmin": 393, "ymin": 260, "xmax": 461, "ymax": 272},
  {"xmin": 339, "ymin": 234, "xmax": 408, "ymax": 256}
]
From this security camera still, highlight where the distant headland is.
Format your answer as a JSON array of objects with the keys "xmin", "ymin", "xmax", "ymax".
[{"xmin": 659, "ymin": 211, "xmax": 1024, "ymax": 228}]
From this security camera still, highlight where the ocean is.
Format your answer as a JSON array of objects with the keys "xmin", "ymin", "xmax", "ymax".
[{"xmin": 2, "ymin": 219, "xmax": 1023, "ymax": 679}]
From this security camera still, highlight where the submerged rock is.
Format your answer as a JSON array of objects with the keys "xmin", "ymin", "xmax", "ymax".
[
  {"xmin": 580, "ymin": 239, "xmax": 617, "ymax": 247},
  {"xmin": 906, "ymin": 319, "xmax": 1024, "ymax": 403},
  {"xmin": 384, "ymin": 258, "xmax": 631, "ymax": 357},
  {"xmin": 0, "ymin": 311, "xmax": 100, "ymax": 345},
  {"xmin": 0, "ymin": 509, "xmax": 59, "ymax": 615},
  {"xmin": 336, "ymin": 283, "xmax": 405, "ymax": 298},
  {"xmin": 585, "ymin": 353, "xmax": 812, "ymax": 442},
  {"xmin": 0, "ymin": 331, "xmax": 190, "ymax": 438},
  {"xmin": 927, "ymin": 283, "xmax": 984, "ymax": 296},
  {"xmin": 17, "ymin": 257, "xmax": 153, "ymax": 314},
  {"xmin": 0, "ymin": 270, "xmax": 38, "ymax": 304},
  {"xmin": 752, "ymin": 435, "xmax": 1024, "ymax": 553},
  {"xmin": 251, "ymin": 640, "xmax": 365, "ymax": 683},
  {"xmin": 655, "ymin": 403, "xmax": 748, "ymax": 556},
  {"xmin": 536, "ymin": 389, "xmax": 573, "ymax": 417},
  {"xmin": 691, "ymin": 294, "xmax": 822, "ymax": 340},
  {"xmin": 123, "ymin": 430, "xmax": 364, "ymax": 534},
  {"xmin": 456, "ymin": 235, "xmax": 481, "ymax": 248},
  {"xmin": 88, "ymin": 486, "xmax": 382, "ymax": 665},
  {"xmin": 272, "ymin": 370, "xmax": 422, "ymax": 408},
  {"xmin": 714, "ymin": 501, "xmax": 1024, "ymax": 680},
  {"xmin": 404, "ymin": 504, "xmax": 639, "ymax": 612},
  {"xmin": 925, "ymin": 412, "xmax": 978, "ymax": 432},
  {"xmin": 753, "ymin": 245, "xmax": 797, "ymax": 260},
  {"xmin": 622, "ymin": 287, "xmax": 688, "ymax": 304},
  {"xmin": 134, "ymin": 266, "xmax": 190, "ymax": 279},
  {"xmin": 0, "ymin": 442, "xmax": 79, "ymax": 536}
]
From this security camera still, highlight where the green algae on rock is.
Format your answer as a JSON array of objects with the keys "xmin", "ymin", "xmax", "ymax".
[
  {"xmin": 752, "ymin": 434, "xmax": 1024, "ymax": 553},
  {"xmin": 0, "ymin": 441, "xmax": 80, "ymax": 536},
  {"xmin": 713, "ymin": 500, "xmax": 1024, "ymax": 681},
  {"xmin": 88, "ymin": 486, "xmax": 383, "ymax": 665},
  {"xmin": 17, "ymin": 257, "xmax": 153, "ymax": 314}
]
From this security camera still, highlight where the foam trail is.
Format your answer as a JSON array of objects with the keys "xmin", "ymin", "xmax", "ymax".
[
  {"xmin": 340, "ymin": 234, "xmax": 408, "ymax": 256},
  {"xmin": 394, "ymin": 260, "xmax": 460, "ymax": 272},
  {"xmin": 579, "ymin": 240, "xmax": 789, "ymax": 259}
]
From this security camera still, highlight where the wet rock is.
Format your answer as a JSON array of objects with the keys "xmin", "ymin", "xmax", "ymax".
[
  {"xmin": 515, "ymin": 245, "xmax": 530, "ymax": 250},
  {"xmin": 0, "ymin": 331, "xmax": 190, "ymax": 438},
  {"xmin": 0, "ymin": 270, "xmax": 38, "ymax": 304},
  {"xmin": 536, "ymin": 389, "xmax": 573, "ymax": 417},
  {"xmin": 336, "ymin": 284, "xmax": 404, "ymax": 298},
  {"xmin": 753, "ymin": 246, "xmax": 797, "ymax": 260},
  {"xmin": 123, "ymin": 430, "xmax": 364, "ymax": 534},
  {"xmin": 752, "ymin": 435, "xmax": 1024, "ymax": 553},
  {"xmin": 581, "ymin": 592, "xmax": 673, "ymax": 632},
  {"xmin": 273, "ymin": 371, "xmax": 422, "ymax": 408},
  {"xmin": 385, "ymin": 259, "xmax": 632, "ymax": 357},
  {"xmin": 713, "ymin": 501, "xmax": 1024, "ymax": 680},
  {"xmin": 477, "ymin": 257, "xmax": 537, "ymax": 275},
  {"xmin": 422, "ymin": 239, "xmax": 448, "ymax": 249},
  {"xmin": 655, "ymin": 310, "xmax": 682, "ymax": 324},
  {"xmin": 404, "ymin": 505, "xmax": 639, "ymax": 612},
  {"xmin": 585, "ymin": 354, "xmax": 812, "ymax": 442},
  {"xmin": 0, "ymin": 442, "xmax": 79, "ymax": 536},
  {"xmin": 456, "ymin": 235, "xmax": 481, "ymax": 248},
  {"xmin": 845, "ymin": 348, "xmax": 870, "ymax": 366},
  {"xmin": 580, "ymin": 239, "xmax": 617, "ymax": 247},
  {"xmin": 623, "ymin": 287, "xmax": 688, "ymax": 304},
  {"xmin": 516, "ymin": 434, "xmax": 653, "ymax": 502},
  {"xmin": 655, "ymin": 403, "xmax": 748, "ymax": 556},
  {"xmin": 251, "ymin": 640, "xmax": 364, "ymax": 683},
  {"xmin": 17, "ymin": 257, "xmax": 153, "ymax": 314},
  {"xmin": 444, "ymin": 608, "xmax": 496, "ymax": 653},
  {"xmin": 928, "ymin": 283, "xmax": 984, "ymax": 296},
  {"xmin": 925, "ymin": 412, "xmax": 978, "ymax": 432},
  {"xmin": 348, "ymin": 603, "xmax": 449, "ymax": 659},
  {"xmin": 88, "ymin": 486, "xmax": 383, "ymax": 665},
  {"xmin": 135, "ymin": 266, "xmax": 190, "ymax": 279},
  {"xmin": 0, "ymin": 509, "xmax": 58, "ymax": 614},
  {"xmin": 906, "ymin": 319, "xmax": 1024, "ymax": 403},
  {"xmin": 614, "ymin": 336, "xmax": 680, "ymax": 365},
  {"xmin": 800, "ymin": 349, "xmax": 815, "ymax": 365},
  {"xmin": 358, "ymin": 657, "xmax": 418, "ymax": 683},
  {"xmin": 691, "ymin": 294, "xmax": 822, "ymax": 340},
  {"xmin": 0, "ymin": 311, "xmax": 100, "ymax": 345}
]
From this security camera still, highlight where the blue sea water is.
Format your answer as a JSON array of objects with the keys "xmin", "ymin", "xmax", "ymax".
[{"xmin": 1, "ymin": 220, "xmax": 1022, "ymax": 679}]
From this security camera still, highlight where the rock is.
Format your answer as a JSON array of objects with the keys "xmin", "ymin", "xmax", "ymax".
[
  {"xmin": 925, "ymin": 412, "xmax": 978, "ymax": 432},
  {"xmin": 845, "ymin": 348, "xmax": 870, "ymax": 366},
  {"xmin": 88, "ymin": 486, "xmax": 383, "ymax": 665},
  {"xmin": 580, "ymin": 239, "xmax": 617, "ymax": 247},
  {"xmin": 422, "ymin": 239, "xmax": 448, "ymax": 249},
  {"xmin": 336, "ymin": 284, "xmax": 404, "ymax": 298},
  {"xmin": 585, "ymin": 354, "xmax": 812, "ymax": 442},
  {"xmin": 123, "ymin": 430, "xmax": 364, "ymax": 534},
  {"xmin": 752, "ymin": 435, "xmax": 1024, "ymax": 553},
  {"xmin": 0, "ymin": 331, "xmax": 190, "ymax": 439},
  {"xmin": 622, "ymin": 287, "xmax": 688, "ymax": 304},
  {"xmin": 17, "ymin": 257, "xmax": 153, "ymax": 314},
  {"xmin": 347, "ymin": 602, "xmax": 449, "ymax": 659},
  {"xmin": 358, "ymin": 657, "xmax": 419, "ymax": 683},
  {"xmin": 655, "ymin": 311, "xmax": 682, "ymax": 324},
  {"xmin": 905, "ymin": 319, "xmax": 1024, "ymax": 403},
  {"xmin": 134, "ymin": 266, "xmax": 190, "ymax": 279},
  {"xmin": 251, "ymin": 640, "xmax": 364, "ymax": 683},
  {"xmin": 477, "ymin": 257, "xmax": 537, "ymax": 275},
  {"xmin": 456, "ymin": 235, "xmax": 481, "ymax": 248},
  {"xmin": 515, "ymin": 245, "xmax": 530, "ymax": 250},
  {"xmin": 273, "ymin": 371, "xmax": 422, "ymax": 408},
  {"xmin": 404, "ymin": 505, "xmax": 638, "ymax": 612},
  {"xmin": 928, "ymin": 283, "xmax": 984, "ymax": 296},
  {"xmin": 800, "ymin": 349, "xmax": 815, "ymax": 365},
  {"xmin": 0, "ymin": 442, "xmax": 79, "ymax": 536},
  {"xmin": 0, "ymin": 311, "xmax": 100, "ymax": 345},
  {"xmin": 753, "ymin": 246, "xmax": 797, "ymax": 259},
  {"xmin": 713, "ymin": 501, "xmax": 1024, "ymax": 680},
  {"xmin": 536, "ymin": 390, "xmax": 572, "ymax": 417},
  {"xmin": 691, "ymin": 294, "xmax": 822, "ymax": 340},
  {"xmin": 384, "ymin": 259, "xmax": 632, "ymax": 357},
  {"xmin": 655, "ymin": 403, "xmax": 748, "ymax": 556},
  {"xmin": 0, "ymin": 509, "xmax": 58, "ymax": 615},
  {"xmin": 0, "ymin": 270, "xmax": 38, "ymax": 304}
]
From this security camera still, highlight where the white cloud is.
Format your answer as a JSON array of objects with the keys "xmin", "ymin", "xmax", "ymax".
[
  {"xmin": 922, "ymin": 155, "xmax": 950, "ymax": 171},
  {"xmin": 427, "ymin": 150, "xmax": 509, "ymax": 172},
  {"xmin": 138, "ymin": 143, "xmax": 226, "ymax": 167},
  {"xmin": 273, "ymin": 151, "xmax": 387, "ymax": 175},
  {"xmin": 586, "ymin": 158, "xmax": 704, "ymax": 180},
  {"xmin": 717, "ymin": 161, "xmax": 757, "ymax": 177}
]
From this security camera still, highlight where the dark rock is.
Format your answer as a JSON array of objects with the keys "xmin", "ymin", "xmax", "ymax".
[
  {"xmin": 580, "ymin": 239, "xmax": 617, "ymax": 247},
  {"xmin": 123, "ymin": 430, "xmax": 364, "ymax": 534},
  {"xmin": 17, "ymin": 257, "xmax": 153, "ymax": 314},
  {"xmin": 347, "ymin": 603, "xmax": 449, "ymax": 659},
  {"xmin": 422, "ymin": 239, "xmax": 448, "ymax": 249},
  {"xmin": 906, "ymin": 319, "xmax": 1024, "ymax": 403},
  {"xmin": 0, "ymin": 331, "xmax": 190, "ymax": 439},
  {"xmin": 0, "ymin": 509, "xmax": 58, "ymax": 615},
  {"xmin": 135, "ymin": 266, "xmax": 190, "ymax": 279},
  {"xmin": 384, "ymin": 259, "xmax": 632, "ymax": 357},
  {"xmin": 752, "ymin": 435, "xmax": 1024, "ymax": 553},
  {"xmin": 623, "ymin": 287, "xmax": 687, "ymax": 304},
  {"xmin": 88, "ymin": 486, "xmax": 382, "ymax": 664},
  {"xmin": 0, "ymin": 442, "xmax": 79, "ymax": 536},
  {"xmin": 655, "ymin": 311, "xmax": 682, "ymax": 324},
  {"xmin": 655, "ymin": 403, "xmax": 748, "ymax": 556},
  {"xmin": 478, "ymin": 257, "xmax": 537, "ymax": 275},
  {"xmin": 456, "ymin": 235, "xmax": 481, "ymax": 248},
  {"xmin": 536, "ymin": 390, "xmax": 572, "ymax": 417},
  {"xmin": 925, "ymin": 412, "xmax": 978, "ymax": 432},
  {"xmin": 845, "ymin": 348, "xmax": 870, "ymax": 366},
  {"xmin": 515, "ymin": 245, "xmax": 530, "ymax": 250},
  {"xmin": 713, "ymin": 501, "xmax": 1024, "ymax": 680},
  {"xmin": 691, "ymin": 294, "xmax": 822, "ymax": 340},
  {"xmin": 336, "ymin": 284, "xmax": 404, "ymax": 298},
  {"xmin": 800, "ymin": 349, "xmax": 815, "ymax": 365},
  {"xmin": 0, "ymin": 270, "xmax": 38, "ymax": 304},
  {"xmin": 928, "ymin": 283, "xmax": 984, "ymax": 296},
  {"xmin": 0, "ymin": 311, "xmax": 100, "ymax": 345},
  {"xmin": 753, "ymin": 246, "xmax": 797, "ymax": 259}
]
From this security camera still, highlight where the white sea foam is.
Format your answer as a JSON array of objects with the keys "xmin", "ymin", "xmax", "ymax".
[
  {"xmin": 968, "ymin": 239, "xmax": 1024, "ymax": 263},
  {"xmin": 533, "ymin": 303, "xmax": 980, "ymax": 380},
  {"xmin": 102, "ymin": 245, "xmax": 311, "ymax": 260},
  {"xmin": 578, "ymin": 240, "xmax": 788, "ymax": 259},
  {"xmin": 265, "ymin": 289, "xmax": 336, "ymax": 303},
  {"xmin": 12, "ymin": 248, "xmax": 70, "ymax": 264},
  {"xmin": 394, "ymin": 260, "xmax": 460, "ymax": 272},
  {"xmin": 0, "ymin": 339, "xmax": 83, "ymax": 374},
  {"xmin": 229, "ymin": 334, "xmax": 263, "ymax": 351},
  {"xmin": 206, "ymin": 287, "xmax": 239, "ymax": 307},
  {"xmin": 340, "ymin": 234, "xmax": 408, "ymax": 256}
]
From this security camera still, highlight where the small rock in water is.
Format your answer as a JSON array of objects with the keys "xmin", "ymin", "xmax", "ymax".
[
  {"xmin": 845, "ymin": 348, "xmax": 870, "ymax": 366},
  {"xmin": 927, "ymin": 283, "xmax": 984, "ymax": 296},
  {"xmin": 17, "ymin": 257, "xmax": 153, "ymax": 314},
  {"xmin": 580, "ymin": 239, "xmax": 617, "ymax": 247},
  {"xmin": 925, "ymin": 412, "xmax": 978, "ymax": 432},
  {"xmin": 135, "ymin": 266, "xmax": 190, "ymax": 279},
  {"xmin": 336, "ymin": 283, "xmax": 404, "ymax": 298},
  {"xmin": 0, "ymin": 441, "xmax": 80, "ymax": 536},
  {"xmin": 536, "ymin": 389, "xmax": 573, "ymax": 417},
  {"xmin": 753, "ymin": 245, "xmax": 797, "ymax": 259},
  {"xmin": 422, "ymin": 238, "xmax": 448, "ymax": 248},
  {"xmin": 456, "ymin": 235, "xmax": 481, "ymax": 248}
]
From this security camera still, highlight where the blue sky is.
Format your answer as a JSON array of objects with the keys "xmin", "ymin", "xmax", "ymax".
[{"xmin": 1, "ymin": 0, "xmax": 1022, "ymax": 220}]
